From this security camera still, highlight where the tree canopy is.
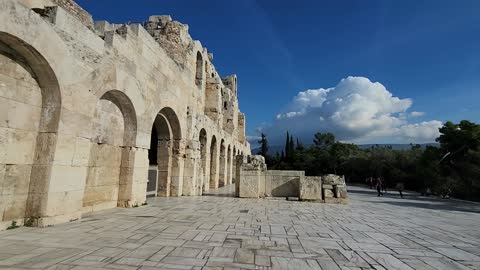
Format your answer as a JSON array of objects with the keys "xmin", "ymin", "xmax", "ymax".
[{"xmin": 265, "ymin": 120, "xmax": 480, "ymax": 201}]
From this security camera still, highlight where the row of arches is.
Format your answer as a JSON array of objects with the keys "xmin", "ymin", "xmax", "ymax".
[
  {"xmin": 202, "ymin": 133, "xmax": 243, "ymax": 191},
  {"xmin": 0, "ymin": 29, "xmax": 246, "ymax": 226}
]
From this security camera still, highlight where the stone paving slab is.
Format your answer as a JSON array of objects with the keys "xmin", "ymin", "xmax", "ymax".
[{"xmin": 0, "ymin": 185, "xmax": 479, "ymax": 269}]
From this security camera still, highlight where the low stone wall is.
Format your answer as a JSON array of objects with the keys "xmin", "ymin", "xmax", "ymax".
[
  {"xmin": 236, "ymin": 155, "xmax": 348, "ymax": 204},
  {"xmin": 265, "ymin": 170, "xmax": 304, "ymax": 198}
]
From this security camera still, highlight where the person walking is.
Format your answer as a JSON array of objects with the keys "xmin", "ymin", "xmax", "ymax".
[
  {"xmin": 396, "ymin": 182, "xmax": 404, "ymax": 198},
  {"xmin": 381, "ymin": 177, "xmax": 387, "ymax": 194},
  {"xmin": 376, "ymin": 178, "xmax": 383, "ymax": 197}
]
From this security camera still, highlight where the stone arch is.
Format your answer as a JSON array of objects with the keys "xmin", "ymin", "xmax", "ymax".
[
  {"xmin": 209, "ymin": 135, "xmax": 218, "ymax": 189},
  {"xmin": 0, "ymin": 32, "xmax": 62, "ymax": 224},
  {"xmin": 195, "ymin": 52, "xmax": 203, "ymax": 87},
  {"xmin": 159, "ymin": 107, "xmax": 182, "ymax": 140},
  {"xmin": 99, "ymin": 90, "xmax": 137, "ymax": 146},
  {"xmin": 148, "ymin": 107, "xmax": 183, "ymax": 197},
  {"xmin": 199, "ymin": 129, "xmax": 208, "ymax": 194},
  {"xmin": 83, "ymin": 90, "xmax": 137, "ymax": 213},
  {"xmin": 219, "ymin": 139, "xmax": 226, "ymax": 187}
]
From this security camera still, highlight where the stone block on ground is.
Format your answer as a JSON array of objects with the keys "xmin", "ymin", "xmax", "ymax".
[{"xmin": 299, "ymin": 176, "xmax": 322, "ymax": 201}]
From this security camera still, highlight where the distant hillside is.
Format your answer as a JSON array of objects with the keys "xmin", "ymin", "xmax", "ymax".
[
  {"xmin": 252, "ymin": 143, "xmax": 440, "ymax": 156},
  {"xmin": 357, "ymin": 143, "xmax": 439, "ymax": 150}
]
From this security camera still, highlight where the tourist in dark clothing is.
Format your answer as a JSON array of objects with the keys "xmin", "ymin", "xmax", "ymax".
[
  {"xmin": 396, "ymin": 182, "xmax": 404, "ymax": 198},
  {"xmin": 376, "ymin": 178, "xmax": 383, "ymax": 197}
]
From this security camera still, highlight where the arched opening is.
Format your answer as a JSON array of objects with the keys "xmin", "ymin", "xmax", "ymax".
[
  {"xmin": 195, "ymin": 52, "xmax": 203, "ymax": 87},
  {"xmin": 0, "ymin": 32, "xmax": 61, "ymax": 223},
  {"xmin": 148, "ymin": 113, "xmax": 172, "ymax": 197},
  {"xmin": 199, "ymin": 129, "xmax": 207, "ymax": 194},
  {"xmin": 209, "ymin": 136, "xmax": 217, "ymax": 189},
  {"xmin": 148, "ymin": 107, "xmax": 182, "ymax": 197},
  {"xmin": 219, "ymin": 139, "xmax": 226, "ymax": 187},
  {"xmin": 84, "ymin": 90, "xmax": 137, "ymax": 213},
  {"xmin": 227, "ymin": 145, "xmax": 232, "ymax": 185}
]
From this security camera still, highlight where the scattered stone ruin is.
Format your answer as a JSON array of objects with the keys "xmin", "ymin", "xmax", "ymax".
[
  {"xmin": 235, "ymin": 156, "xmax": 348, "ymax": 203},
  {"xmin": 0, "ymin": 0, "xmax": 251, "ymax": 229}
]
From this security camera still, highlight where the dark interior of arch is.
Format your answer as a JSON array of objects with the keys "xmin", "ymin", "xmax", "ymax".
[{"xmin": 149, "ymin": 113, "xmax": 171, "ymax": 165}]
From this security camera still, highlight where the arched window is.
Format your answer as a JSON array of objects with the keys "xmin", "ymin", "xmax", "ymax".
[{"xmin": 195, "ymin": 52, "xmax": 203, "ymax": 87}]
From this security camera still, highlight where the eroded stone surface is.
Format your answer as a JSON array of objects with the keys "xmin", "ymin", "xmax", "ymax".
[{"xmin": 300, "ymin": 176, "xmax": 322, "ymax": 201}]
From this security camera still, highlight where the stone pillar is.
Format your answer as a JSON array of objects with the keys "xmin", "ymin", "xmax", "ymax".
[
  {"xmin": 26, "ymin": 133, "xmax": 91, "ymax": 227},
  {"xmin": 218, "ymin": 147, "xmax": 226, "ymax": 187},
  {"xmin": 170, "ymin": 139, "xmax": 185, "ymax": 196},
  {"xmin": 232, "ymin": 151, "xmax": 237, "ymax": 184},
  {"xmin": 156, "ymin": 140, "xmax": 171, "ymax": 197},
  {"xmin": 236, "ymin": 155, "xmax": 267, "ymax": 198},
  {"xmin": 227, "ymin": 148, "xmax": 233, "ymax": 185},
  {"xmin": 118, "ymin": 147, "xmax": 149, "ymax": 207},
  {"xmin": 201, "ymin": 146, "xmax": 210, "ymax": 194},
  {"xmin": 209, "ymin": 143, "xmax": 219, "ymax": 190},
  {"xmin": 182, "ymin": 140, "xmax": 199, "ymax": 196}
]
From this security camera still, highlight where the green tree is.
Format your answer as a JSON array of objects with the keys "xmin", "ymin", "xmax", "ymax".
[
  {"xmin": 289, "ymin": 134, "xmax": 295, "ymax": 162},
  {"xmin": 437, "ymin": 120, "xmax": 480, "ymax": 199},
  {"xmin": 257, "ymin": 133, "xmax": 269, "ymax": 157},
  {"xmin": 296, "ymin": 138, "xmax": 304, "ymax": 151},
  {"xmin": 284, "ymin": 131, "xmax": 290, "ymax": 162},
  {"xmin": 313, "ymin": 132, "xmax": 335, "ymax": 150}
]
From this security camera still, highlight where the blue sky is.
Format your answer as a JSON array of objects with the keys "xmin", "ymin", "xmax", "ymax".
[{"xmin": 76, "ymin": 0, "xmax": 480, "ymax": 145}]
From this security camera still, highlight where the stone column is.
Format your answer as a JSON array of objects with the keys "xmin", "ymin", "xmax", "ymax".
[
  {"xmin": 156, "ymin": 140, "xmax": 172, "ymax": 197},
  {"xmin": 236, "ymin": 155, "xmax": 267, "ymax": 198},
  {"xmin": 170, "ymin": 139, "xmax": 185, "ymax": 196},
  {"xmin": 232, "ymin": 152, "xmax": 236, "ymax": 184},
  {"xmin": 182, "ymin": 140, "xmax": 199, "ymax": 196},
  {"xmin": 202, "ymin": 145, "xmax": 211, "ymax": 193},
  {"xmin": 209, "ymin": 142, "xmax": 220, "ymax": 190},
  {"xmin": 118, "ymin": 147, "xmax": 149, "ymax": 207},
  {"xmin": 227, "ymin": 148, "xmax": 234, "ymax": 185},
  {"xmin": 218, "ymin": 146, "xmax": 226, "ymax": 187},
  {"xmin": 117, "ymin": 146, "xmax": 147, "ymax": 206}
]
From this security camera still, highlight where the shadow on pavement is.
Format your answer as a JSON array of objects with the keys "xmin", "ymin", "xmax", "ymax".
[{"xmin": 348, "ymin": 185, "xmax": 480, "ymax": 214}]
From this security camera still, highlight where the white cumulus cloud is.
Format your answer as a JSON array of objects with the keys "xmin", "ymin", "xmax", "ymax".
[{"xmin": 260, "ymin": 76, "xmax": 442, "ymax": 145}]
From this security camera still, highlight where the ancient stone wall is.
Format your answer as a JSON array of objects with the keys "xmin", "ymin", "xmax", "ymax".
[
  {"xmin": 0, "ymin": 0, "xmax": 250, "ymax": 229},
  {"xmin": 236, "ymin": 155, "xmax": 348, "ymax": 203}
]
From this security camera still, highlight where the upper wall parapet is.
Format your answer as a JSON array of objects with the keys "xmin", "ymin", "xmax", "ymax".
[
  {"xmin": 29, "ymin": 0, "xmax": 232, "ymax": 95},
  {"xmin": 144, "ymin": 15, "xmax": 196, "ymax": 69},
  {"xmin": 51, "ymin": 0, "xmax": 93, "ymax": 28}
]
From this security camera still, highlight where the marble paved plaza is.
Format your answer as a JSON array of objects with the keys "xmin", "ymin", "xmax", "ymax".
[{"xmin": 1, "ymin": 185, "xmax": 480, "ymax": 270}]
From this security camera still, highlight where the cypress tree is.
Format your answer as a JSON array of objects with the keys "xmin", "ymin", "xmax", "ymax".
[
  {"xmin": 257, "ymin": 133, "xmax": 269, "ymax": 157},
  {"xmin": 289, "ymin": 134, "xmax": 295, "ymax": 162},
  {"xmin": 285, "ymin": 131, "xmax": 290, "ymax": 161},
  {"xmin": 296, "ymin": 138, "xmax": 304, "ymax": 151}
]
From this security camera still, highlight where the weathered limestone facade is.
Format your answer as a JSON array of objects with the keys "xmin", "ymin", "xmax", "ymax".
[
  {"xmin": 236, "ymin": 156, "xmax": 348, "ymax": 203},
  {"xmin": 0, "ymin": 0, "xmax": 250, "ymax": 229}
]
